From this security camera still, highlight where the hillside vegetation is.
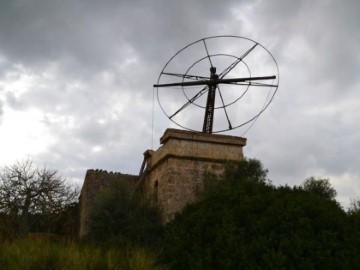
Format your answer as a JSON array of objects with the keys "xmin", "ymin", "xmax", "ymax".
[{"xmin": 1, "ymin": 159, "xmax": 360, "ymax": 269}]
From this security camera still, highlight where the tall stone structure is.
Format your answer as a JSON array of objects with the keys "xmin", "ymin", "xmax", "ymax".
[
  {"xmin": 79, "ymin": 128, "xmax": 246, "ymax": 236},
  {"xmin": 142, "ymin": 128, "xmax": 246, "ymax": 223}
]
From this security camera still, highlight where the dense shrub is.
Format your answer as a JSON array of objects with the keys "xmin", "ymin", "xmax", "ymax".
[
  {"xmin": 88, "ymin": 180, "xmax": 162, "ymax": 247},
  {"xmin": 163, "ymin": 159, "xmax": 359, "ymax": 269}
]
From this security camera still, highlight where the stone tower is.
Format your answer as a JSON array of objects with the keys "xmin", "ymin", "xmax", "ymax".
[
  {"xmin": 78, "ymin": 128, "xmax": 246, "ymax": 236},
  {"xmin": 142, "ymin": 128, "xmax": 246, "ymax": 223}
]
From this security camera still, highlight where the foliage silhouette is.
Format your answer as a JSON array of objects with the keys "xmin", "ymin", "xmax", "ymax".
[{"xmin": 300, "ymin": 177, "xmax": 337, "ymax": 200}]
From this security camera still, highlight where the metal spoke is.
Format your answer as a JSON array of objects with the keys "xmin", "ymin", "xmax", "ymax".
[
  {"xmin": 221, "ymin": 81, "xmax": 278, "ymax": 87},
  {"xmin": 162, "ymin": 72, "xmax": 209, "ymax": 80},
  {"xmin": 219, "ymin": 43, "xmax": 258, "ymax": 79},
  {"xmin": 217, "ymin": 85, "xmax": 232, "ymax": 129},
  {"xmin": 154, "ymin": 75, "xmax": 275, "ymax": 88},
  {"xmin": 203, "ymin": 39, "xmax": 213, "ymax": 67},
  {"xmin": 169, "ymin": 86, "xmax": 208, "ymax": 119}
]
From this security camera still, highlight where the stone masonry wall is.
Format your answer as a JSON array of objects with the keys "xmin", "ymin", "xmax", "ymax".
[
  {"xmin": 144, "ymin": 128, "xmax": 246, "ymax": 223},
  {"xmin": 79, "ymin": 169, "xmax": 137, "ymax": 237}
]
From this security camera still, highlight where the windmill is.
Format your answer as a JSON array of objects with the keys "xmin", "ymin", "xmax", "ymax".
[{"xmin": 154, "ymin": 35, "xmax": 279, "ymax": 134}]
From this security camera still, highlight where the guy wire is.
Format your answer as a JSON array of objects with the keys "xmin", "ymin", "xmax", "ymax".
[{"xmin": 151, "ymin": 86, "xmax": 155, "ymax": 150}]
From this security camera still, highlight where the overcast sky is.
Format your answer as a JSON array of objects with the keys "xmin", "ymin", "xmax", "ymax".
[{"xmin": 0, "ymin": 0, "xmax": 359, "ymax": 207}]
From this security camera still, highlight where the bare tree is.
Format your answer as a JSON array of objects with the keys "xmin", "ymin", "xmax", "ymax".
[{"xmin": 0, "ymin": 159, "xmax": 78, "ymax": 236}]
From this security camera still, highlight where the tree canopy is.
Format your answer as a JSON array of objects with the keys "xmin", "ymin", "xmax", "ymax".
[
  {"xmin": 0, "ymin": 159, "xmax": 78, "ymax": 237},
  {"xmin": 300, "ymin": 176, "xmax": 337, "ymax": 200}
]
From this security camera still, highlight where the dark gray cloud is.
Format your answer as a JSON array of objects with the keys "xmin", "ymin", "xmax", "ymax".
[{"xmin": 0, "ymin": 0, "xmax": 359, "ymax": 207}]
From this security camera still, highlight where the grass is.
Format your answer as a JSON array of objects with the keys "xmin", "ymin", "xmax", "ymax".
[{"xmin": 0, "ymin": 238, "xmax": 166, "ymax": 270}]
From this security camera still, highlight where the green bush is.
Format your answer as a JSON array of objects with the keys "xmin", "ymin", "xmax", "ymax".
[
  {"xmin": 162, "ymin": 159, "xmax": 358, "ymax": 270},
  {"xmin": 88, "ymin": 180, "xmax": 162, "ymax": 247}
]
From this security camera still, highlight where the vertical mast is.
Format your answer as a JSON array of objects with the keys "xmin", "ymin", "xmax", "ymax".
[{"xmin": 202, "ymin": 67, "xmax": 218, "ymax": 133}]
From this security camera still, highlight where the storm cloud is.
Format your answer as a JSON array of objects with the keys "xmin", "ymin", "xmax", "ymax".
[{"xmin": 0, "ymin": 0, "xmax": 359, "ymax": 206}]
